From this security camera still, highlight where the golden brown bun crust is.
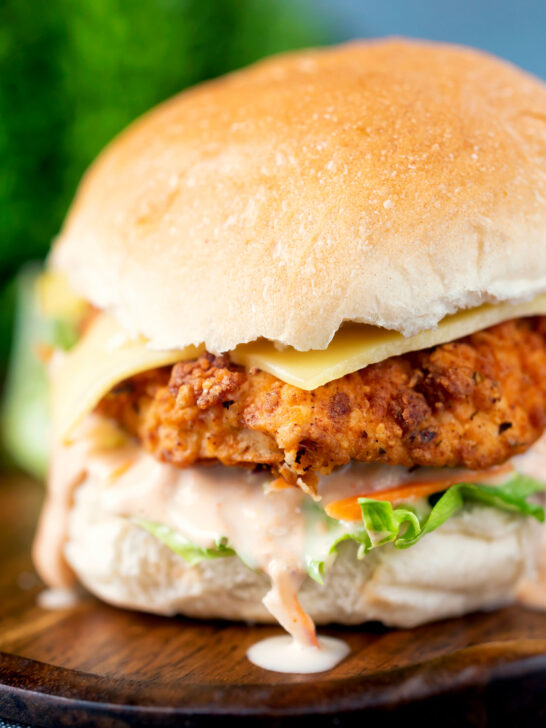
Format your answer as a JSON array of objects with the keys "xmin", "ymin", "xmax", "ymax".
[{"xmin": 52, "ymin": 39, "xmax": 546, "ymax": 352}]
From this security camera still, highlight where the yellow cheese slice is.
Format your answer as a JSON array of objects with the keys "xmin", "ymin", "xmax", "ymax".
[
  {"xmin": 36, "ymin": 270, "xmax": 88, "ymax": 320},
  {"xmin": 52, "ymin": 313, "xmax": 203, "ymax": 441},
  {"xmin": 233, "ymin": 293, "xmax": 546, "ymax": 389},
  {"xmin": 52, "ymin": 293, "xmax": 546, "ymax": 442}
]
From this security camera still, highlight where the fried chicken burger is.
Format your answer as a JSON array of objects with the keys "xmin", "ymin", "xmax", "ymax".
[{"xmin": 33, "ymin": 39, "xmax": 546, "ymax": 653}]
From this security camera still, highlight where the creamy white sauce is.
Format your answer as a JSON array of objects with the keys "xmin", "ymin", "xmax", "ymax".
[
  {"xmin": 37, "ymin": 587, "xmax": 82, "ymax": 610},
  {"xmin": 318, "ymin": 462, "xmax": 418, "ymax": 506},
  {"xmin": 36, "ymin": 417, "xmax": 546, "ymax": 663},
  {"xmin": 513, "ymin": 434, "xmax": 546, "ymax": 481},
  {"xmin": 98, "ymin": 453, "xmax": 316, "ymax": 645},
  {"xmin": 317, "ymin": 460, "xmax": 514, "ymax": 506},
  {"xmin": 247, "ymin": 635, "xmax": 350, "ymax": 673},
  {"xmin": 33, "ymin": 416, "xmax": 137, "ymax": 588}
]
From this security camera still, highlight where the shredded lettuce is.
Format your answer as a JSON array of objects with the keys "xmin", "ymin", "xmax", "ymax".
[
  {"xmin": 303, "ymin": 501, "xmax": 356, "ymax": 584},
  {"xmin": 135, "ymin": 477, "xmax": 545, "ymax": 585},
  {"xmin": 134, "ymin": 518, "xmax": 235, "ymax": 566},
  {"xmin": 304, "ymin": 474, "xmax": 546, "ymax": 584}
]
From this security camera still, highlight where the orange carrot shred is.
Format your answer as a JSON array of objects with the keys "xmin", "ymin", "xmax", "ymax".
[{"xmin": 324, "ymin": 464, "xmax": 514, "ymax": 521}]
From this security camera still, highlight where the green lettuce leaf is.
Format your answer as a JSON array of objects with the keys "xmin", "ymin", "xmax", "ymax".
[
  {"xmin": 136, "ymin": 475, "xmax": 546, "ymax": 582},
  {"xmin": 134, "ymin": 518, "xmax": 235, "ymax": 566},
  {"xmin": 304, "ymin": 474, "xmax": 546, "ymax": 584},
  {"xmin": 303, "ymin": 501, "xmax": 349, "ymax": 584},
  {"xmin": 378, "ymin": 474, "xmax": 546, "ymax": 549}
]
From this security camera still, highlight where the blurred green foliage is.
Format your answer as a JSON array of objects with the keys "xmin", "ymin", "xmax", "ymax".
[{"xmin": 0, "ymin": 0, "xmax": 328, "ymax": 367}]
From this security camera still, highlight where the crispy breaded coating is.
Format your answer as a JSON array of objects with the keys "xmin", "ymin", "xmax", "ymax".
[{"xmin": 97, "ymin": 318, "xmax": 546, "ymax": 480}]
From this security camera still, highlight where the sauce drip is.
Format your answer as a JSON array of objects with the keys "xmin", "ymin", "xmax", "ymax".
[
  {"xmin": 36, "ymin": 416, "xmax": 546, "ymax": 672},
  {"xmin": 37, "ymin": 587, "xmax": 82, "ymax": 610},
  {"xmin": 247, "ymin": 635, "xmax": 350, "ymax": 674}
]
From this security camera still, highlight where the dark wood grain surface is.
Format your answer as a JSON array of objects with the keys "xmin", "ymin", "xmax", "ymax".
[{"xmin": 0, "ymin": 473, "xmax": 545, "ymax": 727}]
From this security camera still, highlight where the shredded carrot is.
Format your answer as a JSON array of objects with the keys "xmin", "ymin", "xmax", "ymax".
[{"xmin": 324, "ymin": 463, "xmax": 514, "ymax": 522}]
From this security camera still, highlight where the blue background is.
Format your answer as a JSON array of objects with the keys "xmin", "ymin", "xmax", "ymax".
[{"xmin": 313, "ymin": 0, "xmax": 546, "ymax": 79}]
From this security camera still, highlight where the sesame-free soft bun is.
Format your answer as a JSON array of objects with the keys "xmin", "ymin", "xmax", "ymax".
[
  {"xmin": 51, "ymin": 39, "xmax": 546, "ymax": 353},
  {"xmin": 66, "ymin": 474, "xmax": 542, "ymax": 629}
]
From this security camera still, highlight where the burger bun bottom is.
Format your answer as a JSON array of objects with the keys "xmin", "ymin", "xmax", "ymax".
[{"xmin": 64, "ymin": 477, "xmax": 543, "ymax": 629}]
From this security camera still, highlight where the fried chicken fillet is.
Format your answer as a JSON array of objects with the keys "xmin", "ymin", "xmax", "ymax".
[{"xmin": 96, "ymin": 317, "xmax": 546, "ymax": 486}]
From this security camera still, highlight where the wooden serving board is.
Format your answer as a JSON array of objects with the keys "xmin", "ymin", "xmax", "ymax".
[{"xmin": 0, "ymin": 473, "xmax": 545, "ymax": 727}]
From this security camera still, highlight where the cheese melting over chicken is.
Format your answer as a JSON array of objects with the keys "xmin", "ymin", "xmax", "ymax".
[{"xmin": 50, "ymin": 280, "xmax": 546, "ymax": 441}]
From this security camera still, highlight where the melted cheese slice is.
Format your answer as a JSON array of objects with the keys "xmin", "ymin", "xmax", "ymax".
[
  {"xmin": 52, "ymin": 314, "xmax": 203, "ymax": 442},
  {"xmin": 37, "ymin": 271, "xmax": 88, "ymax": 320},
  {"xmin": 234, "ymin": 294, "xmax": 546, "ymax": 389},
  {"xmin": 52, "ymin": 294, "xmax": 546, "ymax": 441}
]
